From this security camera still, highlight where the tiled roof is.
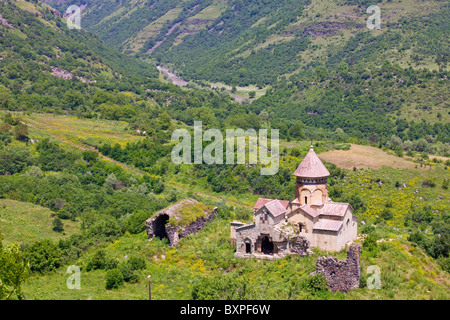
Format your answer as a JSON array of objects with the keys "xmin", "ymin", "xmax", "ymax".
[
  {"xmin": 253, "ymin": 198, "xmax": 274, "ymax": 210},
  {"xmin": 299, "ymin": 204, "xmax": 320, "ymax": 218},
  {"xmin": 278, "ymin": 200, "xmax": 290, "ymax": 209},
  {"xmin": 294, "ymin": 146, "xmax": 330, "ymax": 178},
  {"xmin": 311, "ymin": 202, "xmax": 324, "ymax": 207},
  {"xmin": 254, "ymin": 198, "xmax": 289, "ymax": 211},
  {"xmin": 264, "ymin": 200, "xmax": 287, "ymax": 217},
  {"xmin": 313, "ymin": 219, "xmax": 343, "ymax": 232},
  {"xmin": 321, "ymin": 202, "xmax": 351, "ymax": 217}
]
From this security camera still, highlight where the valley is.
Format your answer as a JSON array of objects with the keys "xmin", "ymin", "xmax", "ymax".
[{"xmin": 0, "ymin": 0, "xmax": 448, "ymax": 302}]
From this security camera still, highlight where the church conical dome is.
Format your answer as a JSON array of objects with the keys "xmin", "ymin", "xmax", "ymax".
[{"xmin": 294, "ymin": 145, "xmax": 330, "ymax": 178}]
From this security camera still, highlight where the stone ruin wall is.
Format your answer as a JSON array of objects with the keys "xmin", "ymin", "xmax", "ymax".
[
  {"xmin": 314, "ymin": 243, "xmax": 361, "ymax": 293},
  {"xmin": 146, "ymin": 205, "xmax": 217, "ymax": 246}
]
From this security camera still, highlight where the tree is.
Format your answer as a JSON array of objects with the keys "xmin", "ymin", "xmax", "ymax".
[
  {"xmin": 0, "ymin": 145, "xmax": 35, "ymax": 175},
  {"xmin": 0, "ymin": 86, "xmax": 14, "ymax": 109},
  {"xmin": 82, "ymin": 150, "xmax": 98, "ymax": 163},
  {"xmin": 99, "ymin": 103, "xmax": 121, "ymax": 120},
  {"xmin": 24, "ymin": 166, "xmax": 43, "ymax": 178},
  {"xmin": 158, "ymin": 112, "xmax": 172, "ymax": 130},
  {"xmin": 63, "ymin": 90, "xmax": 84, "ymax": 109},
  {"xmin": 104, "ymin": 173, "xmax": 119, "ymax": 189},
  {"xmin": 289, "ymin": 122, "xmax": 304, "ymax": 139},
  {"xmin": 0, "ymin": 234, "xmax": 29, "ymax": 300},
  {"xmin": 12, "ymin": 124, "xmax": 28, "ymax": 141}
]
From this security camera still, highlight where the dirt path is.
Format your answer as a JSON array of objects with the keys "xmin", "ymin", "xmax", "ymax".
[{"xmin": 157, "ymin": 66, "xmax": 188, "ymax": 86}]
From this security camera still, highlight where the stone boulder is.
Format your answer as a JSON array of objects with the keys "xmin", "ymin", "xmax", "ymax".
[{"xmin": 145, "ymin": 199, "xmax": 217, "ymax": 246}]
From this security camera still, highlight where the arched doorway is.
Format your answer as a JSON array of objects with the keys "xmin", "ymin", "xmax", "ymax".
[
  {"xmin": 261, "ymin": 236, "xmax": 274, "ymax": 255},
  {"xmin": 153, "ymin": 214, "xmax": 169, "ymax": 240},
  {"xmin": 244, "ymin": 238, "xmax": 252, "ymax": 254}
]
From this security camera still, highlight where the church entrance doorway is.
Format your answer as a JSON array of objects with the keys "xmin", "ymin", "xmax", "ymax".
[{"xmin": 261, "ymin": 236, "xmax": 274, "ymax": 255}]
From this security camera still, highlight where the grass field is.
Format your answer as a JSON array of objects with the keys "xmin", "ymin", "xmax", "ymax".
[
  {"xmin": 319, "ymin": 143, "xmax": 425, "ymax": 170},
  {"xmin": 19, "ymin": 113, "xmax": 143, "ymax": 148},
  {"xmin": 0, "ymin": 199, "xmax": 79, "ymax": 245}
]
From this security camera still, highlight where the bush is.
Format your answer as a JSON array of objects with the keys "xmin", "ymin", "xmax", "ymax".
[
  {"xmin": 191, "ymin": 274, "xmax": 248, "ymax": 300},
  {"xmin": 12, "ymin": 124, "xmax": 28, "ymax": 141},
  {"xmin": 123, "ymin": 210, "xmax": 149, "ymax": 234},
  {"xmin": 119, "ymin": 262, "xmax": 139, "ymax": 284},
  {"xmin": 421, "ymin": 179, "xmax": 436, "ymax": 188},
  {"xmin": 438, "ymin": 257, "xmax": 450, "ymax": 273},
  {"xmin": 127, "ymin": 256, "xmax": 146, "ymax": 271},
  {"xmin": 52, "ymin": 217, "xmax": 64, "ymax": 232},
  {"xmin": 363, "ymin": 233, "xmax": 378, "ymax": 252},
  {"xmin": 24, "ymin": 240, "xmax": 61, "ymax": 273},
  {"xmin": 86, "ymin": 250, "xmax": 118, "ymax": 271},
  {"xmin": 105, "ymin": 268, "xmax": 124, "ymax": 290},
  {"xmin": 24, "ymin": 166, "xmax": 43, "ymax": 178},
  {"xmin": 379, "ymin": 209, "xmax": 393, "ymax": 221},
  {"xmin": 300, "ymin": 273, "xmax": 329, "ymax": 295},
  {"xmin": 86, "ymin": 218, "xmax": 122, "ymax": 240},
  {"xmin": 442, "ymin": 179, "xmax": 448, "ymax": 190},
  {"xmin": 0, "ymin": 145, "xmax": 35, "ymax": 175}
]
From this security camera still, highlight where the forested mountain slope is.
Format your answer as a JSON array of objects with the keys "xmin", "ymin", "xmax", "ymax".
[
  {"xmin": 0, "ymin": 0, "xmax": 241, "ymax": 126},
  {"xmin": 42, "ymin": 0, "xmax": 449, "ymax": 87},
  {"xmin": 2, "ymin": 0, "xmax": 449, "ymax": 154}
]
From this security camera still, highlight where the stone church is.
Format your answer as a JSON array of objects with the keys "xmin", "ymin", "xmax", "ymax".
[{"xmin": 231, "ymin": 145, "xmax": 358, "ymax": 259}]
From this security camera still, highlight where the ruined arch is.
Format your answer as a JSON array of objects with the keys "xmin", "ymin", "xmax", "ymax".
[{"xmin": 152, "ymin": 214, "xmax": 169, "ymax": 240}]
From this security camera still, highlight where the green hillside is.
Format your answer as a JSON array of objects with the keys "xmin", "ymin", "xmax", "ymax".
[
  {"xmin": 0, "ymin": 0, "xmax": 448, "ymax": 301},
  {"xmin": 0, "ymin": 113, "xmax": 448, "ymax": 300},
  {"xmin": 43, "ymin": 0, "xmax": 448, "ymax": 86},
  {"xmin": 0, "ymin": 199, "xmax": 79, "ymax": 245},
  {"xmin": 38, "ymin": 0, "xmax": 449, "ymax": 154}
]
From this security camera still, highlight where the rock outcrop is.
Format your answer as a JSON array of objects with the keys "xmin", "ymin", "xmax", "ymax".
[
  {"xmin": 314, "ymin": 243, "xmax": 361, "ymax": 293},
  {"xmin": 146, "ymin": 199, "xmax": 217, "ymax": 246}
]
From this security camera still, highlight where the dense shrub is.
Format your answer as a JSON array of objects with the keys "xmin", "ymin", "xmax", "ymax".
[
  {"xmin": 105, "ymin": 268, "xmax": 124, "ymax": 290},
  {"xmin": 119, "ymin": 262, "xmax": 139, "ymax": 284},
  {"xmin": 52, "ymin": 217, "xmax": 64, "ymax": 232},
  {"xmin": 85, "ymin": 250, "xmax": 118, "ymax": 271},
  {"xmin": 24, "ymin": 240, "xmax": 61, "ymax": 273},
  {"xmin": 300, "ymin": 273, "xmax": 329, "ymax": 295}
]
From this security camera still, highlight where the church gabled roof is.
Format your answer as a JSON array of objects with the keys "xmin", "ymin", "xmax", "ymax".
[
  {"xmin": 253, "ymin": 198, "xmax": 273, "ymax": 211},
  {"xmin": 254, "ymin": 198, "xmax": 289, "ymax": 211},
  {"xmin": 261, "ymin": 199, "xmax": 287, "ymax": 218},
  {"xmin": 313, "ymin": 219, "xmax": 343, "ymax": 232},
  {"xmin": 321, "ymin": 202, "xmax": 353, "ymax": 217},
  {"xmin": 294, "ymin": 145, "xmax": 330, "ymax": 178},
  {"xmin": 299, "ymin": 204, "xmax": 320, "ymax": 218}
]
